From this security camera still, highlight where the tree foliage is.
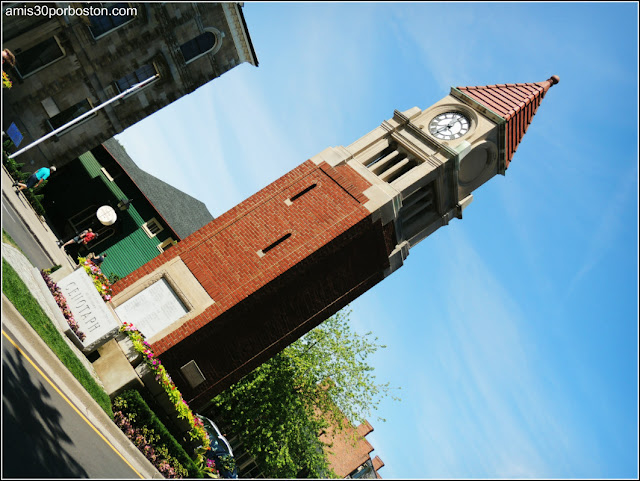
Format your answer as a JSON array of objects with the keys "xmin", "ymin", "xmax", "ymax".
[{"xmin": 208, "ymin": 308, "xmax": 399, "ymax": 478}]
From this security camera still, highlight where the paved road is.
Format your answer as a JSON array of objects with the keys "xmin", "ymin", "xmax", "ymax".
[
  {"xmin": 2, "ymin": 190, "xmax": 55, "ymax": 270},
  {"xmin": 1, "ymin": 327, "xmax": 145, "ymax": 479}
]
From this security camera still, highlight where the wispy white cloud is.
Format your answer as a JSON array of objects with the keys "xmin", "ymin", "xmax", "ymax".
[
  {"xmin": 564, "ymin": 164, "xmax": 638, "ymax": 298},
  {"xmin": 403, "ymin": 228, "xmax": 595, "ymax": 478},
  {"xmin": 116, "ymin": 73, "xmax": 252, "ymax": 215},
  {"xmin": 112, "ymin": 4, "xmax": 636, "ymax": 478}
]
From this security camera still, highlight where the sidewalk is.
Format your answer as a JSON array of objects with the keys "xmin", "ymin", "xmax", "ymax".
[
  {"xmin": 1, "ymin": 165, "xmax": 163, "ymax": 479},
  {"xmin": 1, "ymin": 163, "xmax": 75, "ymax": 274}
]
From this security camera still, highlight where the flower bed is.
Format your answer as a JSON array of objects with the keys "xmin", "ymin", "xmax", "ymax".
[
  {"xmin": 112, "ymin": 390, "xmax": 202, "ymax": 479},
  {"xmin": 119, "ymin": 322, "xmax": 218, "ymax": 477},
  {"xmin": 78, "ymin": 257, "xmax": 112, "ymax": 302},
  {"xmin": 40, "ymin": 270, "xmax": 86, "ymax": 341}
]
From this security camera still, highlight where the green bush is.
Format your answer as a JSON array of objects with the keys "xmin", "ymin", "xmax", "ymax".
[
  {"xmin": 25, "ymin": 188, "xmax": 47, "ymax": 216},
  {"xmin": 108, "ymin": 272, "xmax": 121, "ymax": 285},
  {"xmin": 2, "ymin": 149, "xmax": 26, "ymax": 181},
  {"xmin": 136, "ymin": 384, "xmax": 194, "ymax": 450},
  {"xmin": 42, "ymin": 264, "xmax": 62, "ymax": 275},
  {"xmin": 113, "ymin": 389, "xmax": 203, "ymax": 478},
  {"xmin": 3, "ymin": 149, "xmax": 48, "ymax": 217}
]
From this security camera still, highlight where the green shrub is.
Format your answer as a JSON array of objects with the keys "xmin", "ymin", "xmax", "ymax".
[
  {"xmin": 42, "ymin": 264, "xmax": 62, "ymax": 275},
  {"xmin": 136, "ymin": 384, "xmax": 194, "ymax": 449},
  {"xmin": 2, "ymin": 150, "xmax": 27, "ymax": 181},
  {"xmin": 113, "ymin": 390, "xmax": 203, "ymax": 478},
  {"xmin": 108, "ymin": 272, "xmax": 121, "ymax": 285},
  {"xmin": 2, "ymin": 150, "xmax": 47, "ymax": 216}
]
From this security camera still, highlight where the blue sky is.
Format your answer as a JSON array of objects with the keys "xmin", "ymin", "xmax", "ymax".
[{"xmin": 116, "ymin": 2, "xmax": 639, "ymax": 478}]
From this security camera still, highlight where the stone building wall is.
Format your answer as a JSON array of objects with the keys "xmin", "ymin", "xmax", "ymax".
[{"xmin": 2, "ymin": 2, "xmax": 257, "ymax": 169}]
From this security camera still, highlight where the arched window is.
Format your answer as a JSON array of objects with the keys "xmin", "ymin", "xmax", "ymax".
[{"xmin": 179, "ymin": 31, "xmax": 217, "ymax": 63}]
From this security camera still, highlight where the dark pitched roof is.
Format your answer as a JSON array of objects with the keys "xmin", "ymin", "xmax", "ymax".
[
  {"xmin": 452, "ymin": 75, "xmax": 559, "ymax": 169},
  {"xmin": 102, "ymin": 138, "xmax": 214, "ymax": 239}
]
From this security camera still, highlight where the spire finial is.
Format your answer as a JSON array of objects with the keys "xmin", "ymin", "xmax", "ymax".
[{"xmin": 549, "ymin": 75, "xmax": 560, "ymax": 86}]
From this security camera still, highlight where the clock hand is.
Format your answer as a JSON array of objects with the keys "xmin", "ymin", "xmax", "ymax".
[{"xmin": 435, "ymin": 120, "xmax": 457, "ymax": 134}]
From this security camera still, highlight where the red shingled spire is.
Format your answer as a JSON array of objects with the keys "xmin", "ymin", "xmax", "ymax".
[{"xmin": 455, "ymin": 75, "xmax": 559, "ymax": 168}]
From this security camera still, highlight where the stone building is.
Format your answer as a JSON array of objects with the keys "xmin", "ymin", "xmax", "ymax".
[
  {"xmin": 321, "ymin": 418, "xmax": 385, "ymax": 479},
  {"xmin": 2, "ymin": 2, "xmax": 257, "ymax": 169}
]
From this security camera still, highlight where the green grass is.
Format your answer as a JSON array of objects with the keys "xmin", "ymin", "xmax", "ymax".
[
  {"xmin": 2, "ymin": 229, "xmax": 25, "ymax": 255},
  {"xmin": 2, "ymin": 258, "xmax": 114, "ymax": 418}
]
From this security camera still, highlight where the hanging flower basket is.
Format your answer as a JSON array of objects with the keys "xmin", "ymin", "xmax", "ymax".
[{"xmin": 2, "ymin": 71, "xmax": 12, "ymax": 89}]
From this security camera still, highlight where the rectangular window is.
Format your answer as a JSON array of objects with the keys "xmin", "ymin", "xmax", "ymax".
[
  {"xmin": 115, "ymin": 64, "xmax": 157, "ymax": 93},
  {"xmin": 88, "ymin": 3, "xmax": 135, "ymax": 39},
  {"xmin": 142, "ymin": 218, "xmax": 164, "ymax": 238},
  {"xmin": 47, "ymin": 99, "xmax": 96, "ymax": 136},
  {"xmin": 14, "ymin": 36, "xmax": 65, "ymax": 78},
  {"xmin": 157, "ymin": 238, "xmax": 177, "ymax": 253}
]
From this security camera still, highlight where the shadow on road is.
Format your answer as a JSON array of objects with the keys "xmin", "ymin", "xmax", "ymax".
[{"xmin": 2, "ymin": 346, "xmax": 88, "ymax": 478}]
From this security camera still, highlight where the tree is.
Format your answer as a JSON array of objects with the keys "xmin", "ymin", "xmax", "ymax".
[{"xmin": 208, "ymin": 308, "xmax": 400, "ymax": 478}]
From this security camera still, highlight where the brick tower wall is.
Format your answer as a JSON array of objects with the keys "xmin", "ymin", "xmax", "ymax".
[{"xmin": 112, "ymin": 160, "xmax": 397, "ymax": 406}]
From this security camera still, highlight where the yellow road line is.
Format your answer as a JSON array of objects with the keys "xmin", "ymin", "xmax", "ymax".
[{"xmin": 2, "ymin": 329, "xmax": 145, "ymax": 479}]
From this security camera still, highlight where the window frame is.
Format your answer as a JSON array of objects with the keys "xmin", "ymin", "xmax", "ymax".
[
  {"xmin": 141, "ymin": 217, "xmax": 164, "ymax": 238},
  {"xmin": 157, "ymin": 237, "xmax": 177, "ymax": 253},
  {"xmin": 87, "ymin": 2, "xmax": 136, "ymax": 40},
  {"xmin": 114, "ymin": 62, "xmax": 159, "ymax": 97},
  {"xmin": 13, "ymin": 35, "xmax": 66, "ymax": 79},
  {"xmin": 179, "ymin": 27, "xmax": 223, "ymax": 64},
  {"xmin": 46, "ymin": 98, "xmax": 97, "ymax": 137}
]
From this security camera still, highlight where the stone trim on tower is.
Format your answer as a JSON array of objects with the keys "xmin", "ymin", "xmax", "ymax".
[{"xmin": 109, "ymin": 77, "xmax": 558, "ymax": 408}]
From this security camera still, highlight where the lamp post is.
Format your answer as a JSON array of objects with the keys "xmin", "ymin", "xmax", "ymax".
[{"xmin": 8, "ymin": 74, "xmax": 159, "ymax": 159}]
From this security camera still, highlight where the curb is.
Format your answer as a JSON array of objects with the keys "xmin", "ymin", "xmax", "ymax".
[
  {"xmin": 2, "ymin": 163, "xmax": 73, "ymax": 269},
  {"xmin": 2, "ymin": 188, "xmax": 57, "ymax": 265},
  {"xmin": 2, "ymin": 295, "xmax": 164, "ymax": 479}
]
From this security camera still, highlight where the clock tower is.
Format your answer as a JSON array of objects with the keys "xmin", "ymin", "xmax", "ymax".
[{"xmin": 110, "ymin": 76, "xmax": 559, "ymax": 408}]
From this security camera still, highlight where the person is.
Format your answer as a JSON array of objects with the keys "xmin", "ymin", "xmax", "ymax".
[
  {"xmin": 13, "ymin": 166, "xmax": 56, "ymax": 191},
  {"xmin": 57, "ymin": 228, "xmax": 98, "ymax": 250},
  {"xmin": 2, "ymin": 49, "xmax": 16, "ymax": 67},
  {"xmin": 89, "ymin": 252, "xmax": 107, "ymax": 266}
]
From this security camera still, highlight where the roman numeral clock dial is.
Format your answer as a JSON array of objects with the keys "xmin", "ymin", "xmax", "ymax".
[{"xmin": 429, "ymin": 112, "xmax": 470, "ymax": 140}]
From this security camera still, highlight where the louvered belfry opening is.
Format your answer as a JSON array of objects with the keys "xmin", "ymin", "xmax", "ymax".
[
  {"xmin": 365, "ymin": 141, "xmax": 419, "ymax": 185},
  {"xmin": 398, "ymin": 182, "xmax": 437, "ymax": 241}
]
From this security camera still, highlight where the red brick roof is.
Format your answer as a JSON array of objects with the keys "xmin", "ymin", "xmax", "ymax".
[{"xmin": 454, "ymin": 75, "xmax": 559, "ymax": 168}]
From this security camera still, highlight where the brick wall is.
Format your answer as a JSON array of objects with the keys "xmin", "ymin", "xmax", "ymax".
[
  {"xmin": 113, "ymin": 160, "xmax": 398, "ymax": 406},
  {"xmin": 320, "ymin": 417, "xmax": 378, "ymax": 478}
]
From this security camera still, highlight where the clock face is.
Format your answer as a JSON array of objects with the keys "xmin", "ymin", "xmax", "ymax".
[{"xmin": 428, "ymin": 112, "xmax": 470, "ymax": 140}]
